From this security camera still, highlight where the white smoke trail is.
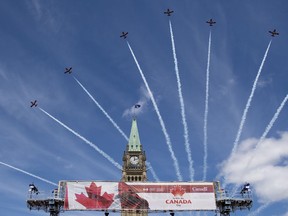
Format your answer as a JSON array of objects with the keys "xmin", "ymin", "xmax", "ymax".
[
  {"xmin": 247, "ymin": 203, "xmax": 270, "ymax": 216},
  {"xmin": 73, "ymin": 76, "xmax": 129, "ymax": 141},
  {"xmin": 256, "ymin": 94, "xmax": 288, "ymax": 150},
  {"xmin": 0, "ymin": 161, "xmax": 58, "ymax": 186},
  {"xmin": 231, "ymin": 40, "xmax": 272, "ymax": 156},
  {"xmin": 73, "ymin": 77, "xmax": 160, "ymax": 181},
  {"xmin": 221, "ymin": 40, "xmax": 272, "ymax": 188},
  {"xmin": 39, "ymin": 107, "xmax": 122, "ymax": 170},
  {"xmin": 148, "ymin": 164, "xmax": 160, "ymax": 182},
  {"xmin": 203, "ymin": 30, "xmax": 212, "ymax": 181},
  {"xmin": 169, "ymin": 20, "xmax": 194, "ymax": 181},
  {"xmin": 127, "ymin": 41, "xmax": 183, "ymax": 181}
]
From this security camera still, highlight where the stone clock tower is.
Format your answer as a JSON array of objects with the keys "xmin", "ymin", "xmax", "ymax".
[
  {"xmin": 122, "ymin": 118, "xmax": 147, "ymax": 182},
  {"xmin": 121, "ymin": 118, "xmax": 148, "ymax": 216}
]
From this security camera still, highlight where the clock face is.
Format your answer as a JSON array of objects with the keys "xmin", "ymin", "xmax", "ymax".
[{"xmin": 130, "ymin": 156, "xmax": 139, "ymax": 165}]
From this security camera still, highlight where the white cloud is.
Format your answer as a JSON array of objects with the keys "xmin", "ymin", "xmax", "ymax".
[{"xmin": 219, "ymin": 132, "xmax": 288, "ymax": 203}]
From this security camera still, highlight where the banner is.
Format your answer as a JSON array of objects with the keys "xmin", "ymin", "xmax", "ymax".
[{"xmin": 62, "ymin": 181, "xmax": 216, "ymax": 211}]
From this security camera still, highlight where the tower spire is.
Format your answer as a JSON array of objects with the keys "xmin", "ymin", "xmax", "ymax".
[{"xmin": 127, "ymin": 118, "xmax": 141, "ymax": 151}]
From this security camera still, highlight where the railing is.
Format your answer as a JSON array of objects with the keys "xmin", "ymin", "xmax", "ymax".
[
  {"xmin": 216, "ymin": 187, "xmax": 252, "ymax": 201},
  {"xmin": 215, "ymin": 187, "xmax": 253, "ymax": 216},
  {"xmin": 27, "ymin": 190, "xmax": 61, "ymax": 200}
]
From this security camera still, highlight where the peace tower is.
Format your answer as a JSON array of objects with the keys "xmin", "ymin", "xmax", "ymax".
[{"xmin": 121, "ymin": 118, "xmax": 148, "ymax": 216}]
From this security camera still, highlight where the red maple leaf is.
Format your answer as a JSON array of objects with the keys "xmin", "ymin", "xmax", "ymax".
[
  {"xmin": 75, "ymin": 182, "xmax": 114, "ymax": 209},
  {"xmin": 170, "ymin": 185, "xmax": 185, "ymax": 197}
]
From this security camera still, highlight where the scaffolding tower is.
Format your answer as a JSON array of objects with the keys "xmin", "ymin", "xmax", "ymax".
[
  {"xmin": 27, "ymin": 189, "xmax": 64, "ymax": 216},
  {"xmin": 26, "ymin": 182, "xmax": 253, "ymax": 216},
  {"xmin": 215, "ymin": 182, "xmax": 253, "ymax": 216}
]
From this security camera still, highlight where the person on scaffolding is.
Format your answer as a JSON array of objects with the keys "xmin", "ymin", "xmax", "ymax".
[{"xmin": 240, "ymin": 183, "xmax": 251, "ymax": 197}]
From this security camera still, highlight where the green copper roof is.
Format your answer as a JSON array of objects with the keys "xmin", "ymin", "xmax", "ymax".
[{"xmin": 128, "ymin": 118, "xmax": 141, "ymax": 151}]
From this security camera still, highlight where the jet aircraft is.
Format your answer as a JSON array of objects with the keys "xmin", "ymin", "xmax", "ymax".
[
  {"xmin": 269, "ymin": 29, "xmax": 279, "ymax": 37},
  {"xmin": 206, "ymin": 18, "xmax": 216, "ymax": 26},
  {"xmin": 134, "ymin": 104, "xmax": 141, "ymax": 109},
  {"xmin": 164, "ymin": 9, "xmax": 174, "ymax": 16},
  {"xmin": 30, "ymin": 100, "xmax": 37, "ymax": 108},
  {"xmin": 65, "ymin": 67, "xmax": 72, "ymax": 74},
  {"xmin": 120, "ymin": 32, "xmax": 128, "ymax": 39}
]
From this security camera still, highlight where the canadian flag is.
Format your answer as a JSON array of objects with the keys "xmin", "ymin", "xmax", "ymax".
[{"xmin": 65, "ymin": 182, "xmax": 118, "ymax": 210}]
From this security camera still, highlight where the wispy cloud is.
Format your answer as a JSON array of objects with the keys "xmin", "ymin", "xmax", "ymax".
[
  {"xmin": 27, "ymin": 0, "xmax": 61, "ymax": 32},
  {"xmin": 257, "ymin": 77, "xmax": 273, "ymax": 88},
  {"xmin": 122, "ymin": 85, "xmax": 151, "ymax": 118},
  {"xmin": 0, "ymin": 64, "xmax": 8, "ymax": 80},
  {"xmin": 30, "ymin": 0, "xmax": 42, "ymax": 19}
]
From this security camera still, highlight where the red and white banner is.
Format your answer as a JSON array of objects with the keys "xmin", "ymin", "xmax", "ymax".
[{"xmin": 62, "ymin": 181, "xmax": 216, "ymax": 211}]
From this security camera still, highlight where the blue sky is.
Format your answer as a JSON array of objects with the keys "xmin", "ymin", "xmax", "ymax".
[{"xmin": 0, "ymin": 0, "xmax": 288, "ymax": 216}]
